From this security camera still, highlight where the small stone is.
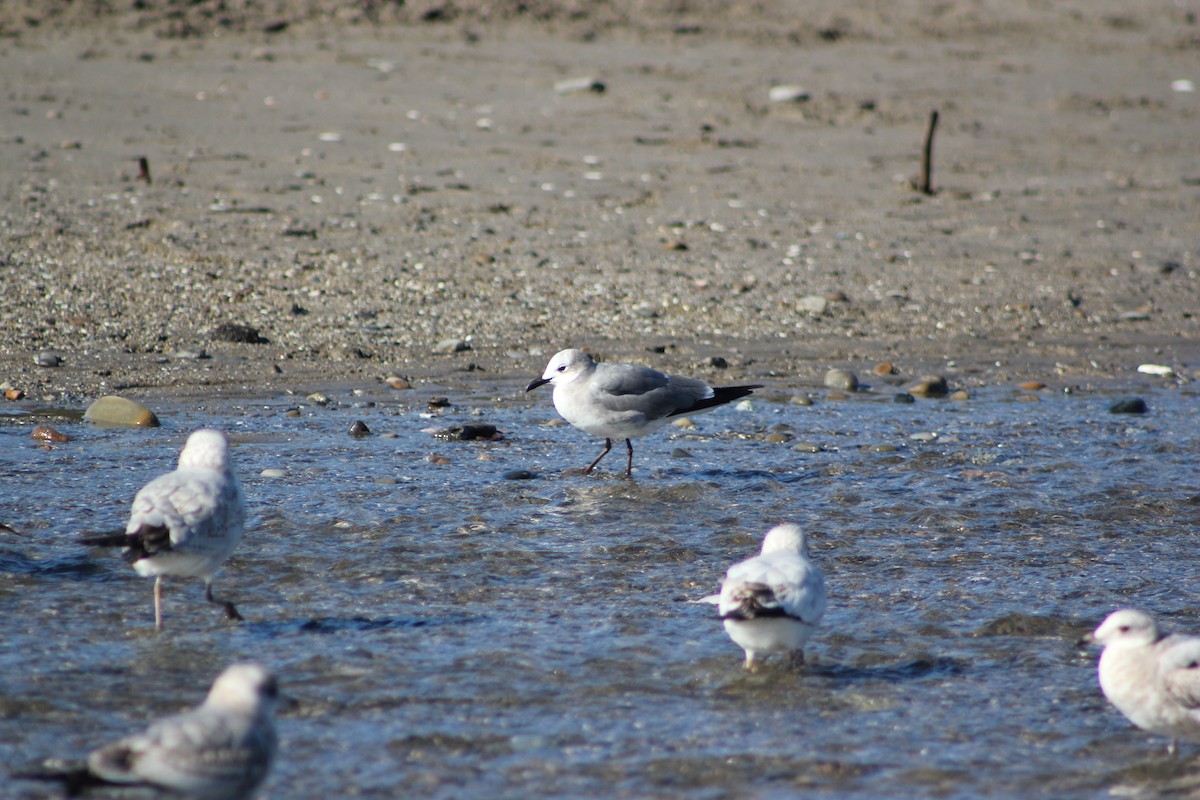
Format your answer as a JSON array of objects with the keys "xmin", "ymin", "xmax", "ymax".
[
  {"xmin": 433, "ymin": 338, "xmax": 470, "ymax": 354},
  {"xmin": 764, "ymin": 432, "xmax": 792, "ymax": 443},
  {"xmin": 285, "ymin": 408, "xmax": 302, "ymax": 418},
  {"xmin": 502, "ymin": 469, "xmax": 537, "ymax": 480},
  {"xmin": 260, "ymin": 468, "xmax": 289, "ymax": 478},
  {"xmin": 910, "ymin": 431, "xmax": 939, "ymax": 442},
  {"xmin": 792, "ymin": 442, "xmax": 822, "ymax": 453},
  {"xmin": 893, "ymin": 392, "xmax": 916, "ymax": 404},
  {"xmin": 34, "ymin": 351, "xmax": 62, "ymax": 367},
  {"xmin": 824, "ymin": 368, "xmax": 859, "ymax": 392},
  {"xmin": 427, "ymin": 396, "xmax": 452, "ymax": 409},
  {"xmin": 427, "ymin": 454, "xmax": 451, "ymax": 465},
  {"xmin": 768, "ymin": 84, "xmax": 811, "ymax": 103},
  {"xmin": 349, "ymin": 420, "xmax": 371, "ymax": 437},
  {"xmin": 870, "ymin": 444, "xmax": 899, "ymax": 453},
  {"xmin": 1018, "ymin": 381, "xmax": 1046, "ymax": 391},
  {"xmin": 664, "ymin": 240, "xmax": 688, "ymax": 251},
  {"xmin": 83, "ymin": 396, "xmax": 160, "ymax": 428},
  {"xmin": 171, "ymin": 348, "xmax": 209, "ymax": 360},
  {"xmin": 211, "ymin": 323, "xmax": 268, "ymax": 344},
  {"xmin": 799, "ymin": 295, "xmax": 828, "ymax": 314},
  {"xmin": 907, "ymin": 375, "xmax": 949, "ymax": 397},
  {"xmin": 306, "ymin": 392, "xmax": 330, "ymax": 406},
  {"xmin": 826, "ymin": 391, "xmax": 850, "ymax": 401},
  {"xmin": 1016, "ymin": 394, "xmax": 1041, "ymax": 403},
  {"xmin": 4, "ymin": 389, "xmax": 23, "ymax": 401},
  {"xmin": 672, "ymin": 417, "xmax": 696, "ymax": 428},
  {"xmin": 1109, "ymin": 397, "xmax": 1148, "ymax": 414},
  {"xmin": 431, "ymin": 424, "xmax": 501, "ymax": 441},
  {"xmin": 789, "ymin": 394, "xmax": 814, "ymax": 406},
  {"xmin": 554, "ymin": 76, "xmax": 606, "ymax": 94},
  {"xmin": 1137, "ymin": 364, "xmax": 1175, "ymax": 378},
  {"xmin": 734, "ymin": 399, "xmax": 753, "ymax": 411},
  {"xmin": 671, "ymin": 448, "xmax": 693, "ymax": 458},
  {"xmin": 32, "ymin": 425, "xmax": 70, "ymax": 442},
  {"xmin": 703, "ymin": 356, "xmax": 728, "ymax": 369},
  {"xmin": 950, "ymin": 389, "xmax": 970, "ymax": 401},
  {"xmin": 873, "ymin": 362, "xmax": 896, "ymax": 375},
  {"xmin": 384, "ymin": 376, "xmax": 412, "ymax": 390}
]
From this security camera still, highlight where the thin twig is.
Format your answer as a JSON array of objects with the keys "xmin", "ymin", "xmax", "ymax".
[{"xmin": 919, "ymin": 109, "xmax": 939, "ymax": 195}]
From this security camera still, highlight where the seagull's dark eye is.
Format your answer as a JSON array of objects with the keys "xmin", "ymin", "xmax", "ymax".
[
  {"xmin": 1189, "ymin": 661, "xmax": 1200, "ymax": 669},
  {"xmin": 556, "ymin": 364, "xmax": 566, "ymax": 372},
  {"xmin": 1119, "ymin": 625, "xmax": 1130, "ymax": 633}
]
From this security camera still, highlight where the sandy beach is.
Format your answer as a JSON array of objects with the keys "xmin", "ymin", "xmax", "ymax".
[{"xmin": 1, "ymin": 0, "xmax": 1197, "ymax": 402}]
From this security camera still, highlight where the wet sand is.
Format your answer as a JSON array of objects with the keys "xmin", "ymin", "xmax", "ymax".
[{"xmin": 1, "ymin": 1, "xmax": 1197, "ymax": 402}]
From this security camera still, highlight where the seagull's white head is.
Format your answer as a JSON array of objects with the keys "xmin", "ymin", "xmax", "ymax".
[
  {"xmin": 526, "ymin": 349, "xmax": 596, "ymax": 392},
  {"xmin": 760, "ymin": 524, "xmax": 811, "ymax": 557},
  {"xmin": 178, "ymin": 429, "xmax": 231, "ymax": 472},
  {"xmin": 205, "ymin": 662, "xmax": 280, "ymax": 717},
  {"xmin": 1090, "ymin": 608, "xmax": 1160, "ymax": 649}
]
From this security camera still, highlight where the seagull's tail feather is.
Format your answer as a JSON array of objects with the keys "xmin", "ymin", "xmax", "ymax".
[
  {"xmin": 12, "ymin": 763, "xmax": 111, "ymax": 797},
  {"xmin": 673, "ymin": 384, "xmax": 762, "ymax": 416},
  {"xmin": 720, "ymin": 582, "xmax": 789, "ymax": 621},
  {"xmin": 80, "ymin": 524, "xmax": 170, "ymax": 562}
]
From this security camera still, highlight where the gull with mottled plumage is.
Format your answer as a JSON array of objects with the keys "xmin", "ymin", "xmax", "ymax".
[
  {"xmin": 526, "ymin": 348, "xmax": 761, "ymax": 476},
  {"xmin": 704, "ymin": 524, "xmax": 827, "ymax": 670},
  {"xmin": 16, "ymin": 662, "xmax": 279, "ymax": 799},
  {"xmin": 81, "ymin": 428, "xmax": 245, "ymax": 630},
  {"xmin": 1088, "ymin": 608, "xmax": 1200, "ymax": 753}
]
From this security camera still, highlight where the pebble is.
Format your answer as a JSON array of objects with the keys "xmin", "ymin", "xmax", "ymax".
[
  {"xmin": 799, "ymin": 295, "xmax": 828, "ymax": 314},
  {"xmin": 671, "ymin": 417, "xmax": 696, "ymax": 428},
  {"xmin": 384, "ymin": 375, "xmax": 412, "ymax": 390},
  {"xmin": 348, "ymin": 420, "xmax": 371, "ymax": 437},
  {"xmin": 824, "ymin": 368, "xmax": 859, "ymax": 392},
  {"xmin": 873, "ymin": 362, "xmax": 896, "ymax": 375},
  {"xmin": 671, "ymin": 448, "xmax": 694, "ymax": 458},
  {"xmin": 907, "ymin": 375, "xmax": 949, "ymax": 397},
  {"xmin": 792, "ymin": 442, "xmax": 822, "ymax": 453},
  {"xmin": 34, "ymin": 351, "xmax": 62, "ymax": 367},
  {"xmin": 502, "ymin": 469, "xmax": 537, "ymax": 480},
  {"xmin": 306, "ymin": 392, "xmax": 330, "ymax": 406},
  {"xmin": 211, "ymin": 322, "xmax": 268, "ymax": 343},
  {"xmin": 431, "ymin": 424, "xmax": 501, "ymax": 441},
  {"xmin": 910, "ymin": 431, "xmax": 939, "ymax": 442},
  {"xmin": 433, "ymin": 338, "xmax": 471, "ymax": 354},
  {"xmin": 285, "ymin": 408, "xmax": 302, "ymax": 418},
  {"xmin": 83, "ymin": 395, "xmax": 160, "ymax": 427},
  {"xmin": 789, "ymin": 394, "xmax": 814, "ymax": 406},
  {"xmin": 1109, "ymin": 397, "xmax": 1148, "ymax": 414},
  {"xmin": 4, "ymin": 388, "xmax": 23, "ymax": 400},
  {"xmin": 893, "ymin": 392, "xmax": 916, "ymax": 404},
  {"xmin": 869, "ymin": 444, "xmax": 899, "ymax": 453},
  {"xmin": 703, "ymin": 356, "xmax": 729, "ymax": 369},
  {"xmin": 764, "ymin": 432, "xmax": 792, "ymax": 443},
  {"xmin": 1137, "ymin": 363, "xmax": 1175, "ymax": 378},
  {"xmin": 31, "ymin": 425, "xmax": 70, "ymax": 442},
  {"xmin": 260, "ymin": 468, "xmax": 289, "ymax": 478},
  {"xmin": 171, "ymin": 348, "xmax": 209, "ymax": 360},
  {"xmin": 734, "ymin": 399, "xmax": 754, "ymax": 411},
  {"xmin": 427, "ymin": 455, "xmax": 451, "ymax": 465},
  {"xmin": 1018, "ymin": 381, "xmax": 1046, "ymax": 391},
  {"xmin": 768, "ymin": 84, "xmax": 811, "ymax": 103},
  {"xmin": 950, "ymin": 389, "xmax": 970, "ymax": 401},
  {"xmin": 427, "ymin": 396, "xmax": 452, "ymax": 409},
  {"xmin": 554, "ymin": 76, "xmax": 606, "ymax": 94}
]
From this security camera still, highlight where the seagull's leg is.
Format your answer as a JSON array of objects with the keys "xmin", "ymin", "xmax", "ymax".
[
  {"xmin": 584, "ymin": 438, "xmax": 613, "ymax": 473},
  {"xmin": 744, "ymin": 651, "xmax": 758, "ymax": 671},
  {"xmin": 1169, "ymin": 739, "xmax": 1178, "ymax": 757},
  {"xmin": 205, "ymin": 579, "xmax": 244, "ymax": 622},
  {"xmin": 153, "ymin": 576, "xmax": 164, "ymax": 631},
  {"xmin": 623, "ymin": 439, "xmax": 634, "ymax": 477}
]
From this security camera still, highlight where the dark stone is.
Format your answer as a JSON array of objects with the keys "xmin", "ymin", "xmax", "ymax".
[
  {"xmin": 211, "ymin": 323, "xmax": 269, "ymax": 344},
  {"xmin": 893, "ymin": 392, "xmax": 916, "ymax": 404},
  {"xmin": 431, "ymin": 424, "xmax": 501, "ymax": 441},
  {"xmin": 1109, "ymin": 397, "xmax": 1148, "ymax": 414},
  {"xmin": 349, "ymin": 420, "xmax": 371, "ymax": 437}
]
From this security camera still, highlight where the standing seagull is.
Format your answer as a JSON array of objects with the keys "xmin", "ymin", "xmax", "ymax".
[
  {"xmin": 526, "ymin": 348, "xmax": 761, "ymax": 476},
  {"xmin": 82, "ymin": 428, "xmax": 245, "ymax": 630},
  {"xmin": 1087, "ymin": 609, "xmax": 1200, "ymax": 753},
  {"xmin": 712, "ymin": 524, "xmax": 827, "ymax": 670},
  {"xmin": 17, "ymin": 662, "xmax": 279, "ymax": 799}
]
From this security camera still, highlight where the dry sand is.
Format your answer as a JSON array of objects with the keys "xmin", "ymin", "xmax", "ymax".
[{"xmin": 1, "ymin": 1, "xmax": 1197, "ymax": 402}]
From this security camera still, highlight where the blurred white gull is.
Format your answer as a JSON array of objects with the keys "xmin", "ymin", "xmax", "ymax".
[
  {"xmin": 526, "ymin": 348, "xmax": 760, "ymax": 476},
  {"xmin": 82, "ymin": 428, "xmax": 245, "ymax": 630},
  {"xmin": 1088, "ymin": 608, "xmax": 1200, "ymax": 753},
  {"xmin": 704, "ymin": 524, "xmax": 827, "ymax": 670},
  {"xmin": 17, "ymin": 662, "xmax": 279, "ymax": 799}
]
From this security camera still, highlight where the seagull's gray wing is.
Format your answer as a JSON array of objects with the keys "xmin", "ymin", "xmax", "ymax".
[{"xmin": 589, "ymin": 364, "xmax": 712, "ymax": 419}]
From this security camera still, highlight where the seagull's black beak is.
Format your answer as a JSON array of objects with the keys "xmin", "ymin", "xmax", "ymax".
[{"xmin": 526, "ymin": 377, "xmax": 550, "ymax": 392}]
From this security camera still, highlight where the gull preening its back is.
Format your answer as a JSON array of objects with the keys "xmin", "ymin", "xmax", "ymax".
[
  {"xmin": 1088, "ymin": 608, "xmax": 1200, "ymax": 753},
  {"xmin": 526, "ymin": 348, "xmax": 761, "ymax": 476},
  {"xmin": 81, "ymin": 428, "xmax": 246, "ymax": 630},
  {"xmin": 17, "ymin": 662, "xmax": 279, "ymax": 799},
  {"xmin": 712, "ymin": 524, "xmax": 827, "ymax": 670}
]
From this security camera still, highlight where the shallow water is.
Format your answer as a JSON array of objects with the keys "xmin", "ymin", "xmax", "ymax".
[{"xmin": 3, "ymin": 380, "xmax": 1200, "ymax": 799}]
